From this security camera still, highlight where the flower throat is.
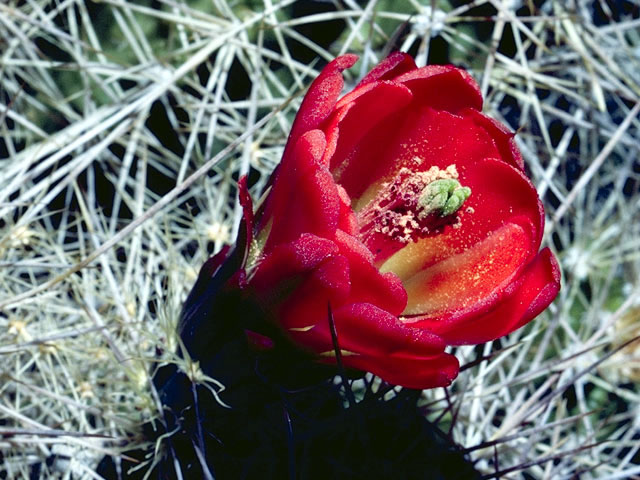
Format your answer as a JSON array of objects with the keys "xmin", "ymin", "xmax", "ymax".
[{"xmin": 357, "ymin": 163, "xmax": 471, "ymax": 246}]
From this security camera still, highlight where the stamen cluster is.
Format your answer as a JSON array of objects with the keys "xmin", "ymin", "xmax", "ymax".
[{"xmin": 358, "ymin": 163, "xmax": 463, "ymax": 244}]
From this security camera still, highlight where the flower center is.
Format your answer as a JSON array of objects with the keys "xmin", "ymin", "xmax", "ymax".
[{"xmin": 357, "ymin": 163, "xmax": 471, "ymax": 245}]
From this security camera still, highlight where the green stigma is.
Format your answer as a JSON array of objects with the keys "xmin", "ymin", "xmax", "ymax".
[{"xmin": 418, "ymin": 178, "xmax": 471, "ymax": 218}]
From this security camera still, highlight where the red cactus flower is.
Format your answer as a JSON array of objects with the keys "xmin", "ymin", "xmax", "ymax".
[{"xmin": 199, "ymin": 53, "xmax": 560, "ymax": 390}]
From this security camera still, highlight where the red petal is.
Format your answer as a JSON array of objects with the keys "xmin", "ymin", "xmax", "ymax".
[
  {"xmin": 334, "ymin": 230, "xmax": 407, "ymax": 315},
  {"xmin": 463, "ymin": 158, "xmax": 545, "ymax": 247},
  {"xmin": 332, "ymin": 303, "xmax": 445, "ymax": 356},
  {"xmin": 395, "ymin": 65, "xmax": 483, "ymax": 113},
  {"xmin": 264, "ymin": 130, "xmax": 341, "ymax": 249},
  {"xmin": 251, "ymin": 233, "xmax": 338, "ymax": 291},
  {"xmin": 310, "ymin": 255, "xmax": 352, "ymax": 302},
  {"xmin": 287, "ymin": 54, "xmax": 358, "ymax": 148},
  {"xmin": 342, "ymin": 108, "xmax": 503, "ymax": 203},
  {"xmin": 464, "ymin": 108, "xmax": 524, "ymax": 170},
  {"xmin": 336, "ymin": 185, "xmax": 358, "ymax": 235},
  {"xmin": 357, "ymin": 51, "xmax": 417, "ymax": 86},
  {"xmin": 345, "ymin": 350, "xmax": 459, "ymax": 389},
  {"xmin": 277, "ymin": 255, "xmax": 351, "ymax": 334},
  {"xmin": 325, "ymin": 81, "xmax": 413, "ymax": 173},
  {"xmin": 399, "ymin": 219, "xmax": 535, "ymax": 320},
  {"xmin": 335, "ymin": 227, "xmax": 374, "ymax": 264},
  {"xmin": 285, "ymin": 301, "xmax": 459, "ymax": 389},
  {"xmin": 276, "ymin": 256, "xmax": 351, "ymax": 332},
  {"xmin": 413, "ymin": 248, "xmax": 561, "ymax": 345}
]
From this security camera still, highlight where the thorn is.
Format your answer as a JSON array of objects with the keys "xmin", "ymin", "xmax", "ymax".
[
  {"xmin": 480, "ymin": 441, "xmax": 610, "ymax": 479},
  {"xmin": 190, "ymin": 382, "xmax": 207, "ymax": 467},
  {"xmin": 283, "ymin": 406, "xmax": 296, "ymax": 480},
  {"xmin": 327, "ymin": 303, "xmax": 356, "ymax": 408}
]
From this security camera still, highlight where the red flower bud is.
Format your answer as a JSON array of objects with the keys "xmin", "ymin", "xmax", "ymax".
[{"xmin": 209, "ymin": 54, "xmax": 561, "ymax": 389}]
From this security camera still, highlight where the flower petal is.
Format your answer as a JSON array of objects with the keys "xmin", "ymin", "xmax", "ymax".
[
  {"xmin": 345, "ymin": 351, "xmax": 459, "ymax": 390},
  {"xmin": 325, "ymin": 81, "xmax": 413, "ymax": 173},
  {"xmin": 251, "ymin": 233, "xmax": 338, "ymax": 291},
  {"xmin": 336, "ymin": 185, "xmax": 359, "ymax": 235},
  {"xmin": 311, "ymin": 255, "xmax": 352, "ymax": 302},
  {"xmin": 287, "ymin": 54, "xmax": 358, "ymax": 148},
  {"xmin": 463, "ymin": 108, "xmax": 524, "ymax": 170},
  {"xmin": 411, "ymin": 248, "xmax": 561, "ymax": 345},
  {"xmin": 343, "ymin": 107, "xmax": 504, "ymax": 204},
  {"xmin": 332, "ymin": 303, "xmax": 446, "ymax": 356},
  {"xmin": 400, "ymin": 219, "xmax": 535, "ymax": 318},
  {"xmin": 286, "ymin": 301, "xmax": 458, "ymax": 389},
  {"xmin": 395, "ymin": 65, "xmax": 483, "ymax": 113},
  {"xmin": 464, "ymin": 157, "xmax": 545, "ymax": 247},
  {"xmin": 335, "ymin": 230, "xmax": 407, "ymax": 315},
  {"xmin": 357, "ymin": 51, "xmax": 417, "ymax": 86},
  {"xmin": 264, "ymin": 129, "xmax": 341, "ymax": 248}
]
